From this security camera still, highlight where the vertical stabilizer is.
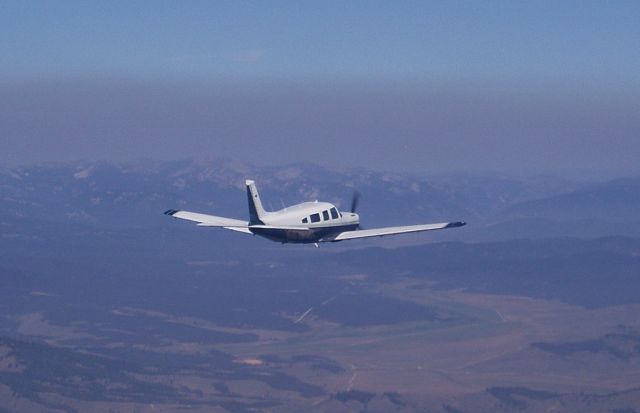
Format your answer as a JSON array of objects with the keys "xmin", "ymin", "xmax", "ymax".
[{"xmin": 246, "ymin": 180, "xmax": 266, "ymax": 225}]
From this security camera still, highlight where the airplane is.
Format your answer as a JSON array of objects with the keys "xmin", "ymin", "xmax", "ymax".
[{"xmin": 165, "ymin": 180, "xmax": 465, "ymax": 245}]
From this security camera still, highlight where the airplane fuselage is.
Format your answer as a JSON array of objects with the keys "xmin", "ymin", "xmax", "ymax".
[{"xmin": 248, "ymin": 201, "xmax": 360, "ymax": 243}]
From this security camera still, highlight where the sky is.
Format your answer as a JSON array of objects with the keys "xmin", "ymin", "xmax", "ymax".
[{"xmin": 1, "ymin": 1, "xmax": 639, "ymax": 177}]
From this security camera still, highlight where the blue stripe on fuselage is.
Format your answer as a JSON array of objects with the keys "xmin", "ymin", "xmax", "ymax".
[{"xmin": 249, "ymin": 224, "xmax": 359, "ymax": 243}]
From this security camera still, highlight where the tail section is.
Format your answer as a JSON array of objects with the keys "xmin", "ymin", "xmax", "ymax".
[{"xmin": 246, "ymin": 180, "xmax": 266, "ymax": 225}]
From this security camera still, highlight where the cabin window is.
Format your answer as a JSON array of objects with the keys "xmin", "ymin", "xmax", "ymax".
[
  {"xmin": 322, "ymin": 210, "xmax": 330, "ymax": 221},
  {"xmin": 330, "ymin": 207, "xmax": 339, "ymax": 219},
  {"xmin": 302, "ymin": 217, "xmax": 308, "ymax": 224},
  {"xmin": 310, "ymin": 213, "xmax": 321, "ymax": 223}
]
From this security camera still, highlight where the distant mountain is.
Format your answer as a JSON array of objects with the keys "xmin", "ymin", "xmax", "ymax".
[
  {"xmin": 506, "ymin": 177, "xmax": 640, "ymax": 220},
  {"xmin": 2, "ymin": 158, "xmax": 639, "ymax": 240},
  {"xmin": 496, "ymin": 177, "xmax": 640, "ymax": 239}
]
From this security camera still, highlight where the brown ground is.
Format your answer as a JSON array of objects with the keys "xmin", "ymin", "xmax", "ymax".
[{"xmin": 3, "ymin": 278, "xmax": 640, "ymax": 412}]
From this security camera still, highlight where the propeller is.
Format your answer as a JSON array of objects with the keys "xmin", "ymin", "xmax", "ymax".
[
  {"xmin": 347, "ymin": 190, "xmax": 363, "ymax": 229},
  {"xmin": 350, "ymin": 191, "xmax": 360, "ymax": 213}
]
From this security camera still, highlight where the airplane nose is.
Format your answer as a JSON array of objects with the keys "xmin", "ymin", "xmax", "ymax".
[{"xmin": 341, "ymin": 211, "xmax": 359, "ymax": 223}]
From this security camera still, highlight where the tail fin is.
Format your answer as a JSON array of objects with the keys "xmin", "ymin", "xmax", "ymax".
[{"xmin": 246, "ymin": 180, "xmax": 266, "ymax": 225}]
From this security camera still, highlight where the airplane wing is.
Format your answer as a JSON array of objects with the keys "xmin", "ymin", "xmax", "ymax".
[
  {"xmin": 321, "ymin": 221, "xmax": 465, "ymax": 242},
  {"xmin": 164, "ymin": 209, "xmax": 252, "ymax": 234}
]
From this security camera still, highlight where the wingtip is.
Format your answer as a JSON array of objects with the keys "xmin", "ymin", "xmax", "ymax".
[
  {"xmin": 446, "ymin": 221, "xmax": 466, "ymax": 228},
  {"xmin": 164, "ymin": 209, "xmax": 179, "ymax": 216}
]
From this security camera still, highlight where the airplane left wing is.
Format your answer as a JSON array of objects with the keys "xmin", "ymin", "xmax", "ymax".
[
  {"xmin": 321, "ymin": 221, "xmax": 465, "ymax": 242},
  {"xmin": 164, "ymin": 209, "xmax": 252, "ymax": 234}
]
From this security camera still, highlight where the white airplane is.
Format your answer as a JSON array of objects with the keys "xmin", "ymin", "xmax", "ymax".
[{"xmin": 165, "ymin": 180, "xmax": 465, "ymax": 245}]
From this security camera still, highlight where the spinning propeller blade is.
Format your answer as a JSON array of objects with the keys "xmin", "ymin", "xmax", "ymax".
[{"xmin": 350, "ymin": 191, "xmax": 360, "ymax": 213}]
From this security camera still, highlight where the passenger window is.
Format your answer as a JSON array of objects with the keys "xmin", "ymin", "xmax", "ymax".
[
  {"xmin": 302, "ymin": 217, "xmax": 308, "ymax": 224},
  {"xmin": 322, "ymin": 210, "xmax": 330, "ymax": 221},
  {"xmin": 310, "ymin": 213, "xmax": 321, "ymax": 223},
  {"xmin": 330, "ymin": 207, "xmax": 339, "ymax": 219}
]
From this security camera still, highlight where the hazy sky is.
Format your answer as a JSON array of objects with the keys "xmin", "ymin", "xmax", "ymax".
[{"xmin": 1, "ymin": 1, "xmax": 639, "ymax": 177}]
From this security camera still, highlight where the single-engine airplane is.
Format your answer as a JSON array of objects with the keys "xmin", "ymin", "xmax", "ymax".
[{"xmin": 165, "ymin": 180, "xmax": 465, "ymax": 245}]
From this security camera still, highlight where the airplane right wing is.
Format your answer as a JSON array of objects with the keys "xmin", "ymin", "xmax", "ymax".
[
  {"xmin": 321, "ymin": 221, "xmax": 465, "ymax": 242},
  {"xmin": 164, "ymin": 209, "xmax": 252, "ymax": 234}
]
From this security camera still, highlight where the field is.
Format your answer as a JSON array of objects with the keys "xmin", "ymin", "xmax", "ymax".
[{"xmin": 3, "ymin": 272, "xmax": 640, "ymax": 412}]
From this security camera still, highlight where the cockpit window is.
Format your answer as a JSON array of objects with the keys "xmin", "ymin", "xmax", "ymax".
[
  {"xmin": 310, "ymin": 213, "xmax": 321, "ymax": 223},
  {"xmin": 302, "ymin": 217, "xmax": 308, "ymax": 224},
  {"xmin": 322, "ymin": 210, "xmax": 330, "ymax": 221},
  {"xmin": 330, "ymin": 207, "xmax": 339, "ymax": 219}
]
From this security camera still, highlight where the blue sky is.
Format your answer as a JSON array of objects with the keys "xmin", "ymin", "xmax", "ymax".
[
  {"xmin": 3, "ymin": 1, "xmax": 639, "ymax": 86},
  {"xmin": 1, "ymin": 1, "xmax": 639, "ymax": 176}
]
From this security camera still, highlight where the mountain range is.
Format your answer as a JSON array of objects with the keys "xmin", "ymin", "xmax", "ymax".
[{"xmin": 3, "ymin": 158, "xmax": 639, "ymax": 241}]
